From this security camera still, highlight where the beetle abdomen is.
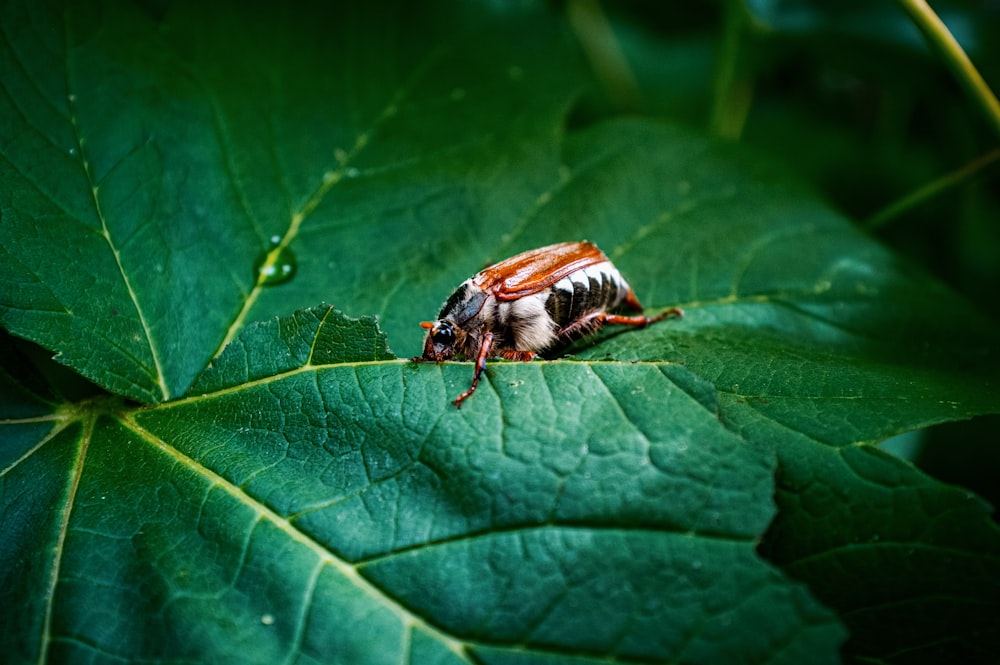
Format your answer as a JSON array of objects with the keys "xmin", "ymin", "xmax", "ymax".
[
  {"xmin": 544, "ymin": 261, "xmax": 632, "ymax": 330},
  {"xmin": 498, "ymin": 292, "xmax": 557, "ymax": 352}
]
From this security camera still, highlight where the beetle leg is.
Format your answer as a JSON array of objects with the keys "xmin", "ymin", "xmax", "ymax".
[
  {"xmin": 605, "ymin": 307, "xmax": 683, "ymax": 327},
  {"xmin": 452, "ymin": 332, "xmax": 494, "ymax": 409},
  {"xmin": 559, "ymin": 307, "xmax": 683, "ymax": 340},
  {"xmin": 499, "ymin": 349, "xmax": 538, "ymax": 362},
  {"xmin": 556, "ymin": 311, "xmax": 602, "ymax": 339}
]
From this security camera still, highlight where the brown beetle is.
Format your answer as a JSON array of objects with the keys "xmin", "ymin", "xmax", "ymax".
[{"xmin": 419, "ymin": 241, "xmax": 682, "ymax": 407}]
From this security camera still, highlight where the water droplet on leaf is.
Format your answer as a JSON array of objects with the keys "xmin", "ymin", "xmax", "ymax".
[{"xmin": 254, "ymin": 243, "xmax": 297, "ymax": 286}]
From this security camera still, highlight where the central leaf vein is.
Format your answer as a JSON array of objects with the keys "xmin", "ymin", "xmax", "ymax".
[{"xmin": 64, "ymin": 40, "xmax": 170, "ymax": 401}]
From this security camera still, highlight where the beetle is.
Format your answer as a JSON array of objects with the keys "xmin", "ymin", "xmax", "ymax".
[{"xmin": 418, "ymin": 241, "xmax": 683, "ymax": 408}]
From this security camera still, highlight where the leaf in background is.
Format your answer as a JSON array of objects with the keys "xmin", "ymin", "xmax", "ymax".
[
  {"xmin": 756, "ymin": 413, "xmax": 1000, "ymax": 662},
  {"xmin": 2, "ymin": 1, "xmax": 1000, "ymax": 664},
  {"xmin": 0, "ymin": 0, "xmax": 584, "ymax": 402}
]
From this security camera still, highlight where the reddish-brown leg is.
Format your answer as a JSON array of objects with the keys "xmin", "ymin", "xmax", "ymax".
[
  {"xmin": 558, "ymin": 311, "xmax": 608, "ymax": 340},
  {"xmin": 605, "ymin": 307, "xmax": 683, "ymax": 327},
  {"xmin": 499, "ymin": 349, "xmax": 538, "ymax": 362},
  {"xmin": 622, "ymin": 287, "xmax": 683, "ymax": 324},
  {"xmin": 559, "ymin": 307, "xmax": 683, "ymax": 340},
  {"xmin": 452, "ymin": 332, "xmax": 494, "ymax": 409}
]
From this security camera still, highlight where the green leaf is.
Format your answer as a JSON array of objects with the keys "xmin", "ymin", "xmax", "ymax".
[
  {"xmin": 3, "ymin": 306, "xmax": 844, "ymax": 664},
  {"xmin": 2, "ymin": 1, "xmax": 999, "ymax": 664},
  {"xmin": 0, "ymin": 0, "xmax": 582, "ymax": 403},
  {"xmin": 757, "ymin": 419, "xmax": 1000, "ymax": 661}
]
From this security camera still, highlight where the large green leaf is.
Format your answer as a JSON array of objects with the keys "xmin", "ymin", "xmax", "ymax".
[
  {"xmin": 0, "ymin": 0, "xmax": 581, "ymax": 402},
  {"xmin": 2, "ymin": 1, "xmax": 999, "ymax": 664}
]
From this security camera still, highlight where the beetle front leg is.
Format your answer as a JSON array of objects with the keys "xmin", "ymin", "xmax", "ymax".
[{"xmin": 452, "ymin": 332, "xmax": 494, "ymax": 409}]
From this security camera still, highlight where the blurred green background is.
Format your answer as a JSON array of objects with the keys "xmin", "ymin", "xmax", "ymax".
[{"xmin": 564, "ymin": 0, "xmax": 1000, "ymax": 510}]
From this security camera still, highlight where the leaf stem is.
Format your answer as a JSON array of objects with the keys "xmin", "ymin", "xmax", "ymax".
[
  {"xmin": 566, "ymin": 0, "xmax": 643, "ymax": 110},
  {"xmin": 865, "ymin": 148, "xmax": 1000, "ymax": 230},
  {"xmin": 894, "ymin": 0, "xmax": 1000, "ymax": 141},
  {"xmin": 709, "ymin": 0, "xmax": 754, "ymax": 139}
]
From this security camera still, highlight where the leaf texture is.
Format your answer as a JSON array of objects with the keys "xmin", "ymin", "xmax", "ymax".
[{"xmin": 2, "ymin": 1, "xmax": 999, "ymax": 664}]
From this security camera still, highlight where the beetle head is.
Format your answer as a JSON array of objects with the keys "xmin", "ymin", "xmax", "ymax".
[{"xmin": 420, "ymin": 319, "xmax": 463, "ymax": 362}]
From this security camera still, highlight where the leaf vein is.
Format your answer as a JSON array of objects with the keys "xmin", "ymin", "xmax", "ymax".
[
  {"xmin": 123, "ymin": 414, "xmax": 472, "ymax": 663},
  {"xmin": 38, "ymin": 411, "xmax": 93, "ymax": 663},
  {"xmin": 212, "ymin": 67, "xmax": 424, "ymax": 359},
  {"xmin": 63, "ymin": 53, "xmax": 169, "ymax": 400},
  {"xmin": 0, "ymin": 415, "xmax": 73, "ymax": 477}
]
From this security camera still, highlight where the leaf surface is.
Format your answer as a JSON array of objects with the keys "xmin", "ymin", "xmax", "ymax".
[
  {"xmin": 2, "ymin": 1, "xmax": 999, "ymax": 664},
  {"xmin": 0, "ymin": 0, "xmax": 581, "ymax": 402}
]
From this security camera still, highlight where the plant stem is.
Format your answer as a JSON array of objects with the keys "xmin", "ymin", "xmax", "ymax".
[
  {"xmin": 567, "ymin": 0, "xmax": 643, "ymax": 111},
  {"xmin": 865, "ymin": 148, "xmax": 1000, "ymax": 230},
  {"xmin": 709, "ymin": 0, "xmax": 753, "ymax": 139},
  {"xmin": 895, "ymin": 0, "xmax": 1000, "ymax": 140}
]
